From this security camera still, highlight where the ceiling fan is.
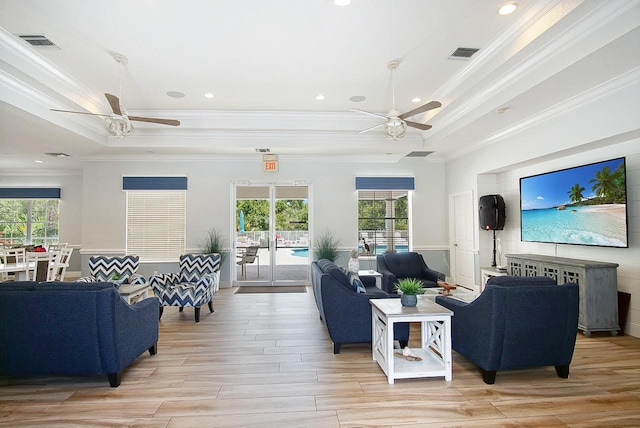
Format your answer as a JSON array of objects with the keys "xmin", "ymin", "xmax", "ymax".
[
  {"xmin": 50, "ymin": 54, "xmax": 180, "ymax": 138},
  {"xmin": 352, "ymin": 61, "xmax": 441, "ymax": 140}
]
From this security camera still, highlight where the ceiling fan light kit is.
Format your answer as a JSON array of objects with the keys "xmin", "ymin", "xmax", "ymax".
[
  {"xmin": 354, "ymin": 60, "xmax": 441, "ymax": 140},
  {"xmin": 104, "ymin": 115, "xmax": 133, "ymax": 138}
]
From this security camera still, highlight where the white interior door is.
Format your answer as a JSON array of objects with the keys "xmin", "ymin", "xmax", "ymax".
[{"xmin": 450, "ymin": 191, "xmax": 475, "ymax": 289}]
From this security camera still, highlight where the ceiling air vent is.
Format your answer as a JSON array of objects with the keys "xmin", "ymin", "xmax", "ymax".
[
  {"xmin": 17, "ymin": 34, "xmax": 60, "ymax": 48},
  {"xmin": 255, "ymin": 148, "xmax": 271, "ymax": 153},
  {"xmin": 405, "ymin": 151, "xmax": 434, "ymax": 158},
  {"xmin": 450, "ymin": 47, "xmax": 479, "ymax": 59}
]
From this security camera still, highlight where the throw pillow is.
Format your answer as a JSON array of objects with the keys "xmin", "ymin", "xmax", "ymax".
[{"xmin": 347, "ymin": 271, "xmax": 366, "ymax": 294}]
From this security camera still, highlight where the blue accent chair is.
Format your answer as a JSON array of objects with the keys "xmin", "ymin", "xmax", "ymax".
[
  {"xmin": 436, "ymin": 276, "xmax": 579, "ymax": 384},
  {"xmin": 377, "ymin": 252, "xmax": 445, "ymax": 294},
  {"xmin": 150, "ymin": 254, "xmax": 220, "ymax": 322},
  {"xmin": 0, "ymin": 281, "xmax": 159, "ymax": 387}
]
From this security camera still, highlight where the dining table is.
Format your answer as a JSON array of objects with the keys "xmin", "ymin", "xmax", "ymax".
[{"xmin": 0, "ymin": 261, "xmax": 36, "ymax": 281}]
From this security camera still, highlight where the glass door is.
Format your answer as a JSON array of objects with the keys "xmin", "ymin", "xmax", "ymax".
[{"xmin": 234, "ymin": 183, "xmax": 309, "ymax": 285}]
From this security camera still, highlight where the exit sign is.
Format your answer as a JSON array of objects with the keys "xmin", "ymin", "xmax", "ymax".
[{"xmin": 264, "ymin": 160, "xmax": 278, "ymax": 172}]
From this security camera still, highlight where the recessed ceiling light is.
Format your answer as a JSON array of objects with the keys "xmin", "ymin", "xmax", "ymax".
[
  {"xmin": 315, "ymin": 94, "xmax": 325, "ymax": 101},
  {"xmin": 204, "ymin": 92, "xmax": 214, "ymax": 99},
  {"xmin": 411, "ymin": 97, "xmax": 421, "ymax": 103},
  {"xmin": 349, "ymin": 95, "xmax": 366, "ymax": 102},
  {"xmin": 167, "ymin": 91, "xmax": 185, "ymax": 98},
  {"xmin": 34, "ymin": 160, "xmax": 44, "ymax": 163},
  {"xmin": 335, "ymin": 0, "xmax": 351, "ymax": 6},
  {"xmin": 498, "ymin": 2, "xmax": 517, "ymax": 15}
]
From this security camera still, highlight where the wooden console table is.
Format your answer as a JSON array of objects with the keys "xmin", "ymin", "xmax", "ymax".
[{"xmin": 505, "ymin": 254, "xmax": 619, "ymax": 336}]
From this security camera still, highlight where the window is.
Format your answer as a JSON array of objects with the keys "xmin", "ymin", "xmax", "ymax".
[
  {"xmin": 358, "ymin": 190, "xmax": 410, "ymax": 255},
  {"xmin": 126, "ymin": 191, "xmax": 186, "ymax": 262},
  {"xmin": 0, "ymin": 199, "xmax": 59, "ymax": 247}
]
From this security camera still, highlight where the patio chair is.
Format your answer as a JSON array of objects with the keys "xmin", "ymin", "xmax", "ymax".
[{"xmin": 237, "ymin": 245, "xmax": 259, "ymax": 279}]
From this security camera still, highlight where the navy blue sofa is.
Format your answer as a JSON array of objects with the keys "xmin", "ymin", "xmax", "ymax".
[
  {"xmin": 436, "ymin": 276, "xmax": 579, "ymax": 384},
  {"xmin": 0, "ymin": 281, "xmax": 159, "ymax": 387},
  {"xmin": 311, "ymin": 259, "xmax": 409, "ymax": 354},
  {"xmin": 377, "ymin": 252, "xmax": 445, "ymax": 294}
]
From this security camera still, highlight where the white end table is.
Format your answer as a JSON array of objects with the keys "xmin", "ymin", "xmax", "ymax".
[
  {"xmin": 358, "ymin": 269, "xmax": 382, "ymax": 289},
  {"xmin": 370, "ymin": 297, "xmax": 453, "ymax": 384},
  {"xmin": 480, "ymin": 266, "xmax": 508, "ymax": 292},
  {"xmin": 118, "ymin": 283, "xmax": 151, "ymax": 304}
]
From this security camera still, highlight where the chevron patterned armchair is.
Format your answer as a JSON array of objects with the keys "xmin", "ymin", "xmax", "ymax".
[
  {"xmin": 77, "ymin": 255, "xmax": 145, "ymax": 287},
  {"xmin": 150, "ymin": 253, "xmax": 220, "ymax": 322}
]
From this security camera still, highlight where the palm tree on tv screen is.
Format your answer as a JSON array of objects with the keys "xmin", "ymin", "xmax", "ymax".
[{"xmin": 567, "ymin": 184, "xmax": 585, "ymax": 205}]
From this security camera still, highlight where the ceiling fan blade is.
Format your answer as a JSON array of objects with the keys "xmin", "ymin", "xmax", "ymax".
[
  {"xmin": 405, "ymin": 121, "xmax": 432, "ymax": 131},
  {"xmin": 50, "ymin": 109, "xmax": 109, "ymax": 117},
  {"xmin": 351, "ymin": 109, "xmax": 389, "ymax": 120},
  {"xmin": 128, "ymin": 116, "xmax": 181, "ymax": 126},
  {"xmin": 398, "ymin": 100, "xmax": 442, "ymax": 120},
  {"xmin": 104, "ymin": 93, "xmax": 122, "ymax": 115},
  {"xmin": 358, "ymin": 122, "xmax": 384, "ymax": 134}
]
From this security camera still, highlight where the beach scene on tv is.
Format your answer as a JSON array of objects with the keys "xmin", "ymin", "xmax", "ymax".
[{"xmin": 520, "ymin": 158, "xmax": 627, "ymax": 248}]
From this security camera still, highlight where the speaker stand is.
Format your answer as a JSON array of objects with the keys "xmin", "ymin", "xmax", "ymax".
[{"xmin": 491, "ymin": 229, "xmax": 497, "ymax": 268}]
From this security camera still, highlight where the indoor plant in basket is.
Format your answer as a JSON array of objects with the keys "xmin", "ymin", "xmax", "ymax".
[{"xmin": 395, "ymin": 278, "xmax": 425, "ymax": 307}]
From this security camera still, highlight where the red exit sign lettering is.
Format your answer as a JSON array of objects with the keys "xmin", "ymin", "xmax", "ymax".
[{"xmin": 264, "ymin": 160, "xmax": 278, "ymax": 172}]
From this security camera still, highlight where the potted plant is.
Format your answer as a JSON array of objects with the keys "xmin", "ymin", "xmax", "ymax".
[
  {"xmin": 313, "ymin": 231, "xmax": 340, "ymax": 262},
  {"xmin": 202, "ymin": 227, "xmax": 227, "ymax": 264},
  {"xmin": 394, "ymin": 278, "xmax": 425, "ymax": 307}
]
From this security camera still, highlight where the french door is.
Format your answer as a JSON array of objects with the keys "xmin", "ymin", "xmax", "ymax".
[{"xmin": 234, "ymin": 183, "xmax": 309, "ymax": 286}]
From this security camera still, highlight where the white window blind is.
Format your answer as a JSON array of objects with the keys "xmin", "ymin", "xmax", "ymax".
[{"xmin": 126, "ymin": 191, "xmax": 186, "ymax": 262}]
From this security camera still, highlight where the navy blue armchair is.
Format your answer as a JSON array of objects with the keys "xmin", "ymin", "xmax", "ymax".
[
  {"xmin": 377, "ymin": 252, "xmax": 445, "ymax": 294},
  {"xmin": 0, "ymin": 281, "xmax": 159, "ymax": 387},
  {"xmin": 436, "ymin": 276, "xmax": 579, "ymax": 384}
]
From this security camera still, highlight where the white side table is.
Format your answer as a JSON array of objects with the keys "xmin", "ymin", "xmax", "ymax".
[
  {"xmin": 118, "ymin": 283, "xmax": 151, "ymax": 304},
  {"xmin": 358, "ymin": 269, "xmax": 382, "ymax": 289},
  {"xmin": 480, "ymin": 266, "xmax": 508, "ymax": 292},
  {"xmin": 370, "ymin": 297, "xmax": 453, "ymax": 384}
]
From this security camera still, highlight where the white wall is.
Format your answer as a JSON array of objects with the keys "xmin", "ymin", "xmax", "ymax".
[
  {"xmin": 78, "ymin": 156, "xmax": 448, "ymax": 281},
  {"xmin": 445, "ymin": 75, "xmax": 640, "ymax": 337}
]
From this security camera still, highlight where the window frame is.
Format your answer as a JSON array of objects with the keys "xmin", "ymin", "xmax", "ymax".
[{"xmin": 125, "ymin": 190, "xmax": 186, "ymax": 262}]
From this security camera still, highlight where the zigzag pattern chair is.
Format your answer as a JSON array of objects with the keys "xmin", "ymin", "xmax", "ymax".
[
  {"xmin": 77, "ymin": 255, "xmax": 145, "ymax": 287},
  {"xmin": 150, "ymin": 253, "xmax": 220, "ymax": 322}
]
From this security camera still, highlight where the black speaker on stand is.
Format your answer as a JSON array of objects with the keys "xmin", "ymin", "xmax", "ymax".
[{"xmin": 479, "ymin": 195, "xmax": 505, "ymax": 267}]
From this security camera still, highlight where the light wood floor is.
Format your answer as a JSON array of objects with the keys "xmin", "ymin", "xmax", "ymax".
[{"xmin": 1, "ymin": 286, "xmax": 639, "ymax": 427}]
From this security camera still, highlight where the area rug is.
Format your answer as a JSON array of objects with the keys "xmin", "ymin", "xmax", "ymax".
[{"xmin": 235, "ymin": 286, "xmax": 307, "ymax": 294}]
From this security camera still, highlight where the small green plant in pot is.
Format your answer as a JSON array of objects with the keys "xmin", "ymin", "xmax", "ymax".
[
  {"xmin": 313, "ymin": 231, "xmax": 340, "ymax": 262},
  {"xmin": 395, "ymin": 278, "xmax": 425, "ymax": 307}
]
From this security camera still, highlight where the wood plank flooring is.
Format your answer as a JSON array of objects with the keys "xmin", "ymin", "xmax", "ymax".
[{"xmin": 1, "ymin": 286, "xmax": 639, "ymax": 427}]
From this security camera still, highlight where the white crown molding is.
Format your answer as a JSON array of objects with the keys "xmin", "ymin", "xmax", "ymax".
[
  {"xmin": 432, "ymin": 0, "xmax": 562, "ymax": 102},
  {"xmin": 444, "ymin": 66, "xmax": 640, "ymax": 161},
  {"xmin": 428, "ymin": 0, "xmax": 640, "ymax": 141},
  {"xmin": 0, "ymin": 168, "xmax": 82, "ymax": 177}
]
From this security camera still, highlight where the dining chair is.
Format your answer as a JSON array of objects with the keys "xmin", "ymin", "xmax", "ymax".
[
  {"xmin": 237, "ymin": 245, "xmax": 260, "ymax": 279},
  {"xmin": 26, "ymin": 251, "xmax": 59, "ymax": 282},
  {"xmin": 54, "ymin": 247, "xmax": 73, "ymax": 281},
  {"xmin": 48, "ymin": 243, "xmax": 69, "ymax": 251}
]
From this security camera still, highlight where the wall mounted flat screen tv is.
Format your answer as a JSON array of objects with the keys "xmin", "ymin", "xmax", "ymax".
[{"xmin": 520, "ymin": 157, "xmax": 628, "ymax": 248}]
